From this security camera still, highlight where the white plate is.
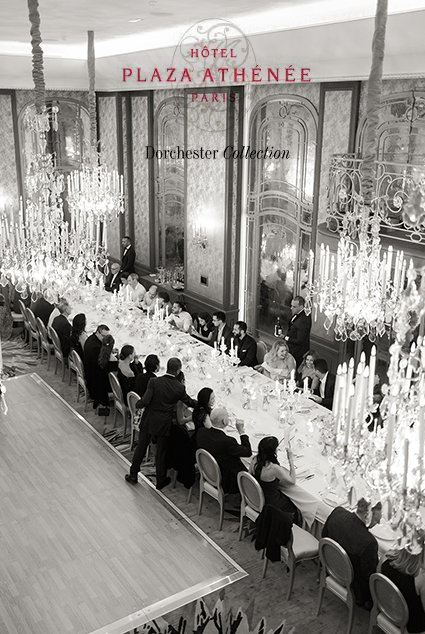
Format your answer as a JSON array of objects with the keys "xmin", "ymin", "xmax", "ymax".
[{"xmin": 370, "ymin": 524, "xmax": 396, "ymax": 541}]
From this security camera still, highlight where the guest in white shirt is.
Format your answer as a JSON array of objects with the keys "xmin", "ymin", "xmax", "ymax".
[
  {"xmin": 140, "ymin": 285, "xmax": 158, "ymax": 311},
  {"xmin": 167, "ymin": 300, "xmax": 192, "ymax": 332},
  {"xmin": 126, "ymin": 273, "xmax": 146, "ymax": 305}
]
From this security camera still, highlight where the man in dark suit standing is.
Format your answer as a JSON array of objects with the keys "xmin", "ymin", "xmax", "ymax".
[
  {"xmin": 120, "ymin": 236, "xmax": 136, "ymax": 279},
  {"xmin": 210, "ymin": 311, "xmax": 233, "ymax": 352},
  {"xmin": 322, "ymin": 498, "xmax": 382, "ymax": 608},
  {"xmin": 233, "ymin": 321, "xmax": 258, "ymax": 367},
  {"xmin": 51, "ymin": 300, "xmax": 72, "ymax": 358},
  {"xmin": 104, "ymin": 262, "xmax": 122, "ymax": 292},
  {"xmin": 309, "ymin": 358, "xmax": 336, "ymax": 410},
  {"xmin": 285, "ymin": 295, "xmax": 311, "ymax": 368},
  {"xmin": 83, "ymin": 324, "xmax": 111, "ymax": 398},
  {"xmin": 31, "ymin": 292, "xmax": 54, "ymax": 327},
  {"xmin": 126, "ymin": 357, "xmax": 197, "ymax": 490},
  {"xmin": 196, "ymin": 408, "xmax": 252, "ymax": 493}
]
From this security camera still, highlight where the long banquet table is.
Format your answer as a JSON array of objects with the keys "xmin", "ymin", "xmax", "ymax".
[{"xmin": 69, "ymin": 283, "xmax": 397, "ymax": 549}]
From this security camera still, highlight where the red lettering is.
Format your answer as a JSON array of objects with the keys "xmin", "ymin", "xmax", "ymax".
[
  {"xmin": 137, "ymin": 68, "xmax": 146, "ymax": 82},
  {"xmin": 123, "ymin": 68, "xmax": 132, "ymax": 82},
  {"xmin": 166, "ymin": 68, "xmax": 176, "ymax": 82}
]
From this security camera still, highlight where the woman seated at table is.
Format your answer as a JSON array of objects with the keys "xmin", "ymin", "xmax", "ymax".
[
  {"xmin": 93, "ymin": 334, "xmax": 118, "ymax": 415},
  {"xmin": 261, "ymin": 340, "xmax": 296, "ymax": 381},
  {"xmin": 117, "ymin": 344, "xmax": 144, "ymax": 400},
  {"xmin": 381, "ymin": 546, "xmax": 425, "ymax": 633},
  {"xmin": 191, "ymin": 387, "xmax": 214, "ymax": 435},
  {"xmin": 134, "ymin": 354, "xmax": 160, "ymax": 399},
  {"xmin": 250, "ymin": 436, "xmax": 301, "ymax": 523},
  {"xmin": 69, "ymin": 313, "xmax": 87, "ymax": 360},
  {"xmin": 191, "ymin": 312, "xmax": 214, "ymax": 344},
  {"xmin": 296, "ymin": 349, "xmax": 319, "ymax": 389}
]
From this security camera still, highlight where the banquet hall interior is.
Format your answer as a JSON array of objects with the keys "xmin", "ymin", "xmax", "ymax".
[{"xmin": 1, "ymin": 0, "xmax": 425, "ymax": 633}]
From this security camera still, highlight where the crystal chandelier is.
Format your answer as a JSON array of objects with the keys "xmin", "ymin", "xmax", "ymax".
[
  {"xmin": 67, "ymin": 31, "xmax": 124, "ymax": 247},
  {"xmin": 308, "ymin": 0, "xmax": 407, "ymax": 343}
]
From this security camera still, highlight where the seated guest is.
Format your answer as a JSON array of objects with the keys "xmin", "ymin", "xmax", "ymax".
[
  {"xmin": 135, "ymin": 354, "xmax": 160, "ymax": 399},
  {"xmin": 30, "ymin": 292, "xmax": 54, "ymax": 327},
  {"xmin": 249, "ymin": 436, "xmax": 300, "ymax": 521},
  {"xmin": 309, "ymin": 358, "xmax": 336, "ymax": 409},
  {"xmin": 104, "ymin": 262, "xmax": 122, "ymax": 292},
  {"xmin": 191, "ymin": 387, "xmax": 215, "ymax": 434},
  {"xmin": 156, "ymin": 291, "xmax": 173, "ymax": 316},
  {"xmin": 296, "ymin": 349, "xmax": 319, "ymax": 389},
  {"xmin": 84, "ymin": 324, "xmax": 111, "ymax": 399},
  {"xmin": 140, "ymin": 285, "xmax": 158, "ymax": 311},
  {"xmin": 381, "ymin": 545, "xmax": 425, "ymax": 633},
  {"xmin": 127, "ymin": 273, "xmax": 146, "ymax": 304},
  {"xmin": 93, "ymin": 334, "xmax": 118, "ymax": 415},
  {"xmin": 191, "ymin": 312, "xmax": 214, "ymax": 343},
  {"xmin": 52, "ymin": 299, "xmax": 72, "ymax": 358},
  {"xmin": 47, "ymin": 299, "xmax": 62, "ymax": 329},
  {"xmin": 0, "ymin": 293, "xmax": 13, "ymax": 340},
  {"xmin": 117, "ymin": 344, "xmax": 143, "ymax": 400},
  {"xmin": 167, "ymin": 301, "xmax": 192, "ymax": 332},
  {"xmin": 69, "ymin": 313, "xmax": 87, "ymax": 360},
  {"xmin": 196, "ymin": 407, "xmax": 252, "ymax": 494},
  {"xmin": 233, "ymin": 321, "xmax": 258, "ymax": 367},
  {"xmin": 210, "ymin": 311, "xmax": 233, "ymax": 351},
  {"xmin": 322, "ymin": 498, "xmax": 381, "ymax": 608},
  {"xmin": 261, "ymin": 340, "xmax": 296, "ymax": 380}
]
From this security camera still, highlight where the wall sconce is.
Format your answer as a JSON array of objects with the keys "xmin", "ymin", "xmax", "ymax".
[{"xmin": 192, "ymin": 224, "xmax": 208, "ymax": 249}]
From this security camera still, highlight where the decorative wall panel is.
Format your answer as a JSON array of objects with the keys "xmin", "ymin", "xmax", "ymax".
[
  {"xmin": 130, "ymin": 95, "xmax": 150, "ymax": 269},
  {"xmin": 97, "ymin": 95, "xmax": 121, "ymax": 262},
  {"xmin": 0, "ymin": 93, "xmax": 19, "ymax": 208}
]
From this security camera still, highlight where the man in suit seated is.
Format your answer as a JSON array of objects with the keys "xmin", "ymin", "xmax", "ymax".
[
  {"xmin": 104, "ymin": 262, "xmax": 122, "ymax": 292},
  {"xmin": 196, "ymin": 408, "xmax": 252, "ymax": 494},
  {"xmin": 309, "ymin": 358, "xmax": 336, "ymax": 410},
  {"xmin": 125, "ymin": 357, "xmax": 197, "ymax": 490},
  {"xmin": 322, "ymin": 498, "xmax": 382, "ymax": 609},
  {"xmin": 120, "ymin": 236, "xmax": 136, "ymax": 279},
  {"xmin": 285, "ymin": 295, "xmax": 312, "ymax": 368},
  {"xmin": 233, "ymin": 321, "xmax": 258, "ymax": 367},
  {"xmin": 51, "ymin": 299, "xmax": 72, "ymax": 358},
  {"xmin": 210, "ymin": 311, "xmax": 233, "ymax": 352}
]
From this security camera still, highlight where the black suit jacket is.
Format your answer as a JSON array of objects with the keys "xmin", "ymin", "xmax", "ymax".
[
  {"xmin": 313, "ymin": 372, "xmax": 336, "ymax": 410},
  {"xmin": 136, "ymin": 374, "xmax": 197, "ymax": 437},
  {"xmin": 31, "ymin": 297, "xmax": 54, "ymax": 327},
  {"xmin": 134, "ymin": 371, "xmax": 156, "ymax": 399},
  {"xmin": 83, "ymin": 333, "xmax": 103, "ymax": 397},
  {"xmin": 286, "ymin": 310, "xmax": 311, "ymax": 364},
  {"xmin": 196, "ymin": 427, "xmax": 252, "ymax": 494},
  {"xmin": 120, "ymin": 246, "xmax": 135, "ymax": 276},
  {"xmin": 237, "ymin": 333, "xmax": 258, "ymax": 367},
  {"xmin": 104, "ymin": 271, "xmax": 122, "ymax": 292},
  {"xmin": 209, "ymin": 324, "xmax": 233, "ymax": 352},
  {"xmin": 322, "ymin": 506, "xmax": 378, "ymax": 604},
  {"xmin": 52, "ymin": 314, "xmax": 71, "ymax": 358}
]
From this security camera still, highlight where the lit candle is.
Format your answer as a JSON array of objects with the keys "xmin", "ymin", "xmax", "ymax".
[
  {"xmin": 344, "ymin": 384, "xmax": 355, "ymax": 448},
  {"xmin": 147, "ymin": 306, "xmax": 150, "ymax": 319},
  {"xmin": 231, "ymin": 338, "xmax": 234, "ymax": 352},
  {"xmin": 368, "ymin": 345, "xmax": 376, "ymax": 400},
  {"xmin": 303, "ymin": 376, "xmax": 309, "ymax": 395},
  {"xmin": 403, "ymin": 438, "xmax": 409, "ymax": 491},
  {"xmin": 165, "ymin": 305, "xmax": 169, "ymax": 318},
  {"xmin": 386, "ymin": 402, "xmax": 396, "ymax": 469},
  {"xmin": 332, "ymin": 365, "xmax": 342, "ymax": 422},
  {"xmin": 346, "ymin": 358, "xmax": 355, "ymax": 409},
  {"xmin": 290, "ymin": 369, "xmax": 295, "ymax": 382}
]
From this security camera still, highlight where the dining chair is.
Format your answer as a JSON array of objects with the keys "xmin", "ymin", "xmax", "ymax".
[
  {"xmin": 127, "ymin": 390, "xmax": 141, "ymax": 451},
  {"xmin": 18, "ymin": 299, "xmax": 30, "ymax": 343},
  {"xmin": 368, "ymin": 572, "xmax": 409, "ymax": 634},
  {"xmin": 256, "ymin": 340, "xmax": 268, "ymax": 365},
  {"xmin": 68, "ymin": 348, "xmax": 78, "ymax": 384},
  {"xmin": 72, "ymin": 350, "xmax": 89, "ymax": 411},
  {"xmin": 37, "ymin": 317, "xmax": 54, "ymax": 369},
  {"xmin": 262, "ymin": 522, "xmax": 319, "ymax": 600},
  {"xmin": 317, "ymin": 537, "xmax": 355, "ymax": 634},
  {"xmin": 48, "ymin": 326, "xmax": 66, "ymax": 381},
  {"xmin": 237, "ymin": 471, "xmax": 265, "ymax": 540},
  {"xmin": 109, "ymin": 372, "xmax": 129, "ymax": 437},
  {"xmin": 196, "ymin": 448, "xmax": 225, "ymax": 531},
  {"xmin": 26, "ymin": 307, "xmax": 41, "ymax": 357}
]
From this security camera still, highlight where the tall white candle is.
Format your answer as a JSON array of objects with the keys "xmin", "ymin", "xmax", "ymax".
[
  {"xmin": 346, "ymin": 358, "xmax": 355, "ymax": 409},
  {"xmin": 418, "ymin": 395, "xmax": 425, "ymax": 460},
  {"xmin": 344, "ymin": 384, "xmax": 355, "ymax": 448},
  {"xmin": 332, "ymin": 365, "xmax": 342, "ymax": 429},
  {"xmin": 303, "ymin": 376, "xmax": 309, "ymax": 394},
  {"xmin": 403, "ymin": 438, "xmax": 409, "ymax": 491},
  {"xmin": 386, "ymin": 402, "xmax": 396, "ymax": 469},
  {"xmin": 368, "ymin": 346, "xmax": 376, "ymax": 400}
]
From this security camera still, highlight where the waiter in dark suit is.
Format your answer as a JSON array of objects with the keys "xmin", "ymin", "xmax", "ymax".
[
  {"xmin": 196, "ymin": 408, "xmax": 252, "ymax": 493},
  {"xmin": 104, "ymin": 262, "xmax": 122, "ymax": 292},
  {"xmin": 126, "ymin": 357, "xmax": 197, "ymax": 490},
  {"xmin": 83, "ymin": 324, "xmax": 111, "ymax": 398},
  {"xmin": 285, "ymin": 295, "xmax": 311, "ymax": 368},
  {"xmin": 322, "ymin": 498, "xmax": 381, "ymax": 608},
  {"xmin": 233, "ymin": 321, "xmax": 258, "ymax": 367},
  {"xmin": 31, "ymin": 293, "xmax": 54, "ymax": 327},
  {"xmin": 120, "ymin": 236, "xmax": 136, "ymax": 278},
  {"xmin": 51, "ymin": 300, "xmax": 72, "ymax": 358},
  {"xmin": 310, "ymin": 358, "xmax": 336, "ymax": 410},
  {"xmin": 210, "ymin": 311, "xmax": 233, "ymax": 352}
]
